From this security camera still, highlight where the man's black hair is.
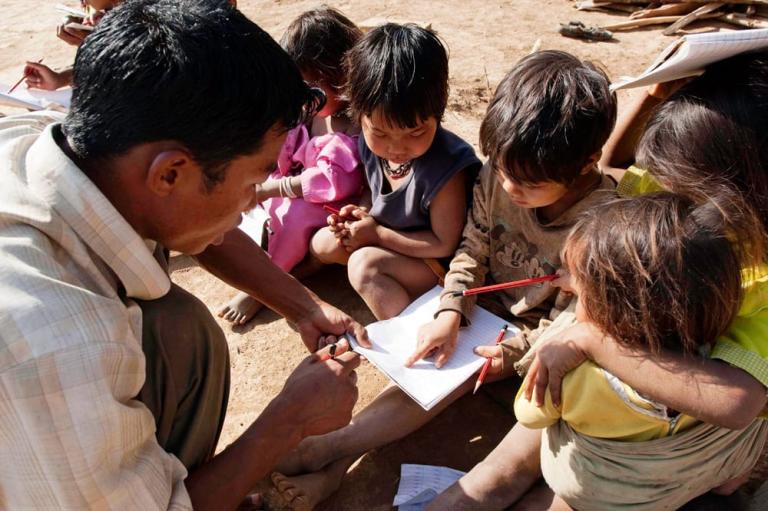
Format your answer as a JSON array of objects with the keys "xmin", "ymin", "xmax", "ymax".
[
  {"xmin": 63, "ymin": 0, "xmax": 322, "ymax": 187},
  {"xmin": 344, "ymin": 23, "xmax": 448, "ymax": 127},
  {"xmin": 480, "ymin": 50, "xmax": 616, "ymax": 184}
]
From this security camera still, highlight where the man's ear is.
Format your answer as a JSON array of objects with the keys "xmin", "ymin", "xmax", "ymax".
[
  {"xmin": 145, "ymin": 150, "xmax": 199, "ymax": 196},
  {"xmin": 580, "ymin": 151, "xmax": 602, "ymax": 175}
]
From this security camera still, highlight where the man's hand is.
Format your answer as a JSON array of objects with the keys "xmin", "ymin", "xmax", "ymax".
[
  {"xmin": 406, "ymin": 311, "xmax": 461, "ymax": 368},
  {"xmin": 279, "ymin": 339, "xmax": 361, "ymax": 437},
  {"xmin": 294, "ymin": 298, "xmax": 370, "ymax": 351},
  {"xmin": 523, "ymin": 322, "xmax": 600, "ymax": 407}
]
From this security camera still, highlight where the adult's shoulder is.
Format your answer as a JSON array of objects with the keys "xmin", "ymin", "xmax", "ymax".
[
  {"xmin": 0, "ymin": 111, "xmax": 65, "ymax": 147},
  {"xmin": 0, "ymin": 222, "xmax": 138, "ymax": 369}
]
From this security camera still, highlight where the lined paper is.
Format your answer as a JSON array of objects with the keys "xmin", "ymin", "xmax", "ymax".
[
  {"xmin": 611, "ymin": 28, "xmax": 768, "ymax": 91},
  {"xmin": 393, "ymin": 464, "xmax": 466, "ymax": 510}
]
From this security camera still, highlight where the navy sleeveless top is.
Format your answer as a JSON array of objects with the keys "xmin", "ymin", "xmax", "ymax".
[{"xmin": 360, "ymin": 127, "xmax": 481, "ymax": 231}]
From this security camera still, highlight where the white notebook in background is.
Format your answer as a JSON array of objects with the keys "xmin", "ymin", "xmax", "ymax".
[
  {"xmin": 611, "ymin": 28, "xmax": 768, "ymax": 91},
  {"xmin": 55, "ymin": 3, "xmax": 88, "ymax": 18},
  {"xmin": 238, "ymin": 206, "xmax": 270, "ymax": 245},
  {"xmin": 0, "ymin": 85, "xmax": 72, "ymax": 111},
  {"xmin": 348, "ymin": 286, "xmax": 517, "ymax": 410}
]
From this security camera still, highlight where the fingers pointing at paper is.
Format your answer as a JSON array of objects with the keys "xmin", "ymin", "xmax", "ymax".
[{"xmin": 406, "ymin": 313, "xmax": 461, "ymax": 368}]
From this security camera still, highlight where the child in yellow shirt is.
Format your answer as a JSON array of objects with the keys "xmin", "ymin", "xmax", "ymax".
[
  {"xmin": 514, "ymin": 193, "xmax": 739, "ymax": 440},
  {"xmin": 514, "ymin": 193, "xmax": 766, "ymax": 509}
]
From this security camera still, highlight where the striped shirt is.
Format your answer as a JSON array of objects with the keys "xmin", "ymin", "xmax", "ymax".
[{"xmin": 0, "ymin": 112, "xmax": 191, "ymax": 509}]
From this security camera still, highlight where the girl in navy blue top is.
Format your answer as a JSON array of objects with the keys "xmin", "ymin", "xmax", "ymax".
[{"xmin": 312, "ymin": 23, "xmax": 481, "ymax": 322}]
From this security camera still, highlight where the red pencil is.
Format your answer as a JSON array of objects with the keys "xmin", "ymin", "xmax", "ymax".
[
  {"xmin": 453, "ymin": 274, "xmax": 557, "ymax": 297},
  {"xmin": 473, "ymin": 324, "xmax": 508, "ymax": 395},
  {"xmin": 323, "ymin": 205, "xmax": 341, "ymax": 216},
  {"xmin": 8, "ymin": 59, "xmax": 43, "ymax": 94}
]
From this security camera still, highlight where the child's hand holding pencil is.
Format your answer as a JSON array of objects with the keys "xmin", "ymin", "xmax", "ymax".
[{"xmin": 327, "ymin": 204, "xmax": 376, "ymax": 252}]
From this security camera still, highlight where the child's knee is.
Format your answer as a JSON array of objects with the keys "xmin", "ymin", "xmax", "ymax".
[
  {"xmin": 310, "ymin": 228, "xmax": 345, "ymax": 263},
  {"xmin": 347, "ymin": 247, "xmax": 383, "ymax": 288}
]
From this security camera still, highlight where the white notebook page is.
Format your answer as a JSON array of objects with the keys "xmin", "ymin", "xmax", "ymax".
[
  {"xmin": 611, "ymin": 28, "xmax": 768, "ymax": 91},
  {"xmin": 349, "ymin": 286, "xmax": 517, "ymax": 410},
  {"xmin": 0, "ymin": 84, "xmax": 72, "ymax": 111}
]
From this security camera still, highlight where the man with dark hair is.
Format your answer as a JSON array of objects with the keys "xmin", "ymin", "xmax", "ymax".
[{"xmin": 0, "ymin": 1, "xmax": 366, "ymax": 509}]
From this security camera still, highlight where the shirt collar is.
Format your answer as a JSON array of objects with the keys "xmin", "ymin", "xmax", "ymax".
[{"xmin": 25, "ymin": 124, "xmax": 170, "ymax": 300}]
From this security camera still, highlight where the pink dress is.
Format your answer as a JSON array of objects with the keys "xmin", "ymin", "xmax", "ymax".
[{"xmin": 262, "ymin": 124, "xmax": 362, "ymax": 271}]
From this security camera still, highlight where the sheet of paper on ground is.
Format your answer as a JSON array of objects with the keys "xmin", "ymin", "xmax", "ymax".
[
  {"xmin": 393, "ymin": 464, "xmax": 466, "ymax": 510},
  {"xmin": 611, "ymin": 28, "xmax": 768, "ymax": 91},
  {"xmin": 348, "ymin": 286, "xmax": 517, "ymax": 410}
]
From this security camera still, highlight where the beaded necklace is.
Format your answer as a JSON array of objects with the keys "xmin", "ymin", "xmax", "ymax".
[{"xmin": 381, "ymin": 158, "xmax": 413, "ymax": 179}]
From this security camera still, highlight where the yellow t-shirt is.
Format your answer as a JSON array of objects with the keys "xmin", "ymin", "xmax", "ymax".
[
  {"xmin": 618, "ymin": 166, "xmax": 768, "ymax": 391},
  {"xmin": 516, "ymin": 166, "xmax": 768, "ymax": 436},
  {"xmin": 514, "ymin": 361, "xmax": 699, "ymax": 441}
]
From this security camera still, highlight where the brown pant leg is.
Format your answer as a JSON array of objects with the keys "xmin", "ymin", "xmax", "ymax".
[{"xmin": 136, "ymin": 283, "xmax": 230, "ymax": 471}]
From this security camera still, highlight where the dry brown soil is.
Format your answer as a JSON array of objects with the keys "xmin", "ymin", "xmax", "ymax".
[{"xmin": 1, "ymin": 1, "xmax": 758, "ymax": 509}]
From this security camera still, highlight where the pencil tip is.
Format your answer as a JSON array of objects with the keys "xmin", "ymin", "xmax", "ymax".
[{"xmin": 473, "ymin": 382, "xmax": 481, "ymax": 395}]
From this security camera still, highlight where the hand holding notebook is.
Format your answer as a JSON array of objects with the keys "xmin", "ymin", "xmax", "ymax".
[
  {"xmin": 347, "ymin": 286, "xmax": 518, "ymax": 410},
  {"xmin": 611, "ymin": 28, "xmax": 768, "ymax": 91}
]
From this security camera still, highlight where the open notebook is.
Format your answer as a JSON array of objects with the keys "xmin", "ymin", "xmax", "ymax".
[
  {"xmin": 0, "ymin": 85, "xmax": 72, "ymax": 111},
  {"xmin": 611, "ymin": 28, "xmax": 768, "ymax": 91},
  {"xmin": 348, "ymin": 286, "xmax": 517, "ymax": 410}
]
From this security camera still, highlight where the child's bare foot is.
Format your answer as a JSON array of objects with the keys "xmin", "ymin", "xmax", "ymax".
[
  {"xmin": 270, "ymin": 462, "xmax": 348, "ymax": 511},
  {"xmin": 218, "ymin": 292, "xmax": 264, "ymax": 325},
  {"xmin": 275, "ymin": 436, "xmax": 336, "ymax": 476}
]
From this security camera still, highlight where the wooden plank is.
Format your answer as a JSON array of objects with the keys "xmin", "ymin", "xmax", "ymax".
[
  {"xmin": 719, "ymin": 12, "xmax": 768, "ymax": 27},
  {"xmin": 663, "ymin": 2, "xmax": 724, "ymax": 35}
]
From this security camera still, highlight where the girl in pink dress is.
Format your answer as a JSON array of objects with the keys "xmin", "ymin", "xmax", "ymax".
[{"xmin": 219, "ymin": 7, "xmax": 363, "ymax": 324}]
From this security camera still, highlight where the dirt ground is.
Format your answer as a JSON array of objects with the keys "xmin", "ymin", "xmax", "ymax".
[{"xmin": 0, "ymin": 1, "xmax": 762, "ymax": 510}]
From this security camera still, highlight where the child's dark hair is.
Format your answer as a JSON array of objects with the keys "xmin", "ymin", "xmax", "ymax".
[
  {"xmin": 480, "ymin": 50, "xmax": 616, "ymax": 185},
  {"xmin": 564, "ymin": 193, "xmax": 742, "ymax": 355},
  {"xmin": 280, "ymin": 6, "xmax": 362, "ymax": 91},
  {"xmin": 64, "ymin": 0, "xmax": 322, "ymax": 189},
  {"xmin": 344, "ymin": 23, "xmax": 449, "ymax": 127},
  {"xmin": 637, "ymin": 51, "xmax": 768, "ymax": 267}
]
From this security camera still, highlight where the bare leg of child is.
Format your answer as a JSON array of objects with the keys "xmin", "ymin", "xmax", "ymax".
[
  {"xmin": 272, "ymin": 380, "xmax": 474, "ymax": 507},
  {"xmin": 511, "ymin": 482, "xmax": 573, "ymax": 511},
  {"xmin": 218, "ymin": 292, "xmax": 264, "ymax": 325},
  {"xmin": 711, "ymin": 468, "xmax": 753, "ymax": 495},
  {"xmin": 347, "ymin": 247, "xmax": 438, "ymax": 320},
  {"xmin": 309, "ymin": 228, "xmax": 350, "ymax": 265},
  {"xmin": 426, "ymin": 422, "xmax": 543, "ymax": 510}
]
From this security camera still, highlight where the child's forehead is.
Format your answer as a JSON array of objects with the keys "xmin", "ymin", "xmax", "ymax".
[{"xmin": 364, "ymin": 110, "xmax": 436, "ymax": 132}]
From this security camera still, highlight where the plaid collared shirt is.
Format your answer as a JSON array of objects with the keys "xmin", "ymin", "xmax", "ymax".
[{"xmin": 0, "ymin": 112, "xmax": 191, "ymax": 509}]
